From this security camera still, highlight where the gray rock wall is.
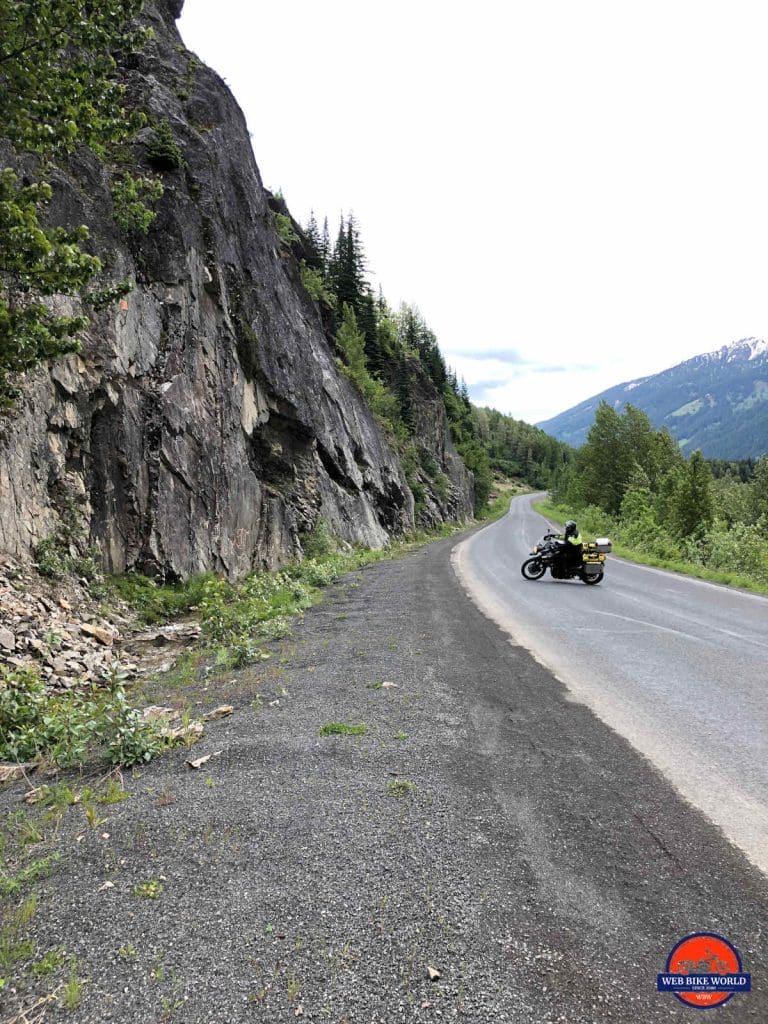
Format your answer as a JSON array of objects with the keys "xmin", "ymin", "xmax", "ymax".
[{"xmin": 0, "ymin": 1, "xmax": 472, "ymax": 579}]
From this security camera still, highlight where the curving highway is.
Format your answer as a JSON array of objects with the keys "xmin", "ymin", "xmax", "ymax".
[{"xmin": 454, "ymin": 491, "xmax": 768, "ymax": 874}]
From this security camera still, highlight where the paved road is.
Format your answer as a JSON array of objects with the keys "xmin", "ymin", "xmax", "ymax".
[{"xmin": 454, "ymin": 492, "xmax": 768, "ymax": 874}]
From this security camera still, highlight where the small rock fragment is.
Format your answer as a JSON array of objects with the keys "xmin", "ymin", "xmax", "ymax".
[
  {"xmin": 186, "ymin": 750, "xmax": 222, "ymax": 770},
  {"xmin": 162, "ymin": 720, "xmax": 204, "ymax": 743},
  {"xmin": 80, "ymin": 622, "xmax": 116, "ymax": 646},
  {"xmin": 427, "ymin": 965, "xmax": 441, "ymax": 982},
  {"xmin": 203, "ymin": 705, "xmax": 234, "ymax": 721},
  {"xmin": 0, "ymin": 763, "xmax": 34, "ymax": 784},
  {"xmin": 142, "ymin": 705, "xmax": 176, "ymax": 722},
  {"xmin": 23, "ymin": 786, "xmax": 49, "ymax": 804}
]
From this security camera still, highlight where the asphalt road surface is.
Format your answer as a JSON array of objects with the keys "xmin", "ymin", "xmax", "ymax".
[{"xmin": 454, "ymin": 492, "xmax": 768, "ymax": 875}]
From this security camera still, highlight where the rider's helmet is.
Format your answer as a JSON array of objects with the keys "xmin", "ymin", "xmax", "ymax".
[{"xmin": 564, "ymin": 520, "xmax": 578, "ymax": 539}]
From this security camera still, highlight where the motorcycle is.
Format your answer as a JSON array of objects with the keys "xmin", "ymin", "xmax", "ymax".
[{"xmin": 520, "ymin": 530, "xmax": 611, "ymax": 585}]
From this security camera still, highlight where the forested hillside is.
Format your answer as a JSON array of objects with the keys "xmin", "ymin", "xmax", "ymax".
[{"xmin": 550, "ymin": 401, "xmax": 768, "ymax": 587}]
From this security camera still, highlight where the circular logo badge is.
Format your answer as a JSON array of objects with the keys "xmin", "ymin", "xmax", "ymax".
[{"xmin": 662, "ymin": 933, "xmax": 745, "ymax": 1009}]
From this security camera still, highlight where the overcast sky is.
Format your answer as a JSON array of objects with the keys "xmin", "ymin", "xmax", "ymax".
[{"xmin": 178, "ymin": 1, "xmax": 768, "ymax": 425}]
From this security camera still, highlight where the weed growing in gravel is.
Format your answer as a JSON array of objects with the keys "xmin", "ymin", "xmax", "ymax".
[
  {"xmin": 97, "ymin": 777, "xmax": 130, "ymax": 805},
  {"xmin": 38, "ymin": 783, "xmax": 79, "ymax": 812},
  {"xmin": 0, "ymin": 894, "xmax": 37, "ymax": 990},
  {"xmin": 286, "ymin": 973, "xmax": 301, "ymax": 1002},
  {"xmin": 12, "ymin": 814, "xmax": 43, "ymax": 847},
  {"xmin": 366, "ymin": 682, "xmax": 384, "ymax": 690},
  {"xmin": 118, "ymin": 943, "xmax": 137, "ymax": 959},
  {"xmin": 0, "ymin": 931, "xmax": 34, "ymax": 974},
  {"xmin": 387, "ymin": 779, "xmax": 416, "ymax": 798},
  {"xmin": 394, "ymin": 732, "xmax": 408, "ymax": 741},
  {"xmin": 319, "ymin": 722, "xmax": 368, "ymax": 737},
  {"xmin": 31, "ymin": 946, "xmax": 67, "ymax": 977},
  {"xmin": 0, "ymin": 852, "xmax": 61, "ymax": 898},
  {"xmin": 82, "ymin": 799, "xmax": 106, "ymax": 829},
  {"xmin": 62, "ymin": 958, "xmax": 83, "ymax": 1009},
  {"xmin": 133, "ymin": 879, "xmax": 163, "ymax": 899}
]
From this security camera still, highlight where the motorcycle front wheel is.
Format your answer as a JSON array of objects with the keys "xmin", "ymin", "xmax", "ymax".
[
  {"xmin": 582, "ymin": 571, "xmax": 604, "ymax": 585},
  {"xmin": 521, "ymin": 557, "xmax": 546, "ymax": 580}
]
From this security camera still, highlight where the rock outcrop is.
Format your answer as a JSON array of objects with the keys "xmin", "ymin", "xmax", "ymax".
[{"xmin": 0, "ymin": 1, "xmax": 473, "ymax": 580}]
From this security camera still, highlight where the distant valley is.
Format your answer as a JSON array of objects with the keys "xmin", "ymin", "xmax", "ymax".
[{"xmin": 537, "ymin": 337, "xmax": 768, "ymax": 459}]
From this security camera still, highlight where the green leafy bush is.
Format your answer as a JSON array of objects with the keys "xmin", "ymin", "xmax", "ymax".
[
  {"xmin": 111, "ymin": 174, "xmax": 164, "ymax": 235},
  {"xmin": 299, "ymin": 262, "xmax": 334, "ymax": 305},
  {"xmin": 108, "ymin": 572, "xmax": 215, "ymax": 624},
  {"xmin": 274, "ymin": 213, "xmax": 298, "ymax": 244},
  {"xmin": 0, "ymin": 668, "xmax": 162, "ymax": 767}
]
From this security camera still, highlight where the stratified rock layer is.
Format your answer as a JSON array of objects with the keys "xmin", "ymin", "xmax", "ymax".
[{"xmin": 0, "ymin": 2, "xmax": 473, "ymax": 579}]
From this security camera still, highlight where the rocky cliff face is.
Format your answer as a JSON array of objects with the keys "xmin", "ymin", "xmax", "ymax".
[{"xmin": 0, "ymin": 0, "xmax": 473, "ymax": 580}]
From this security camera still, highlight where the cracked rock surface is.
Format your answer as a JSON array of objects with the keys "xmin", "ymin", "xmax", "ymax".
[{"xmin": 0, "ymin": 0, "xmax": 472, "ymax": 580}]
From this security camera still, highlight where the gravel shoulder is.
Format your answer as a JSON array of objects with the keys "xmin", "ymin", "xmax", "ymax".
[{"xmin": 2, "ymin": 530, "xmax": 767, "ymax": 1023}]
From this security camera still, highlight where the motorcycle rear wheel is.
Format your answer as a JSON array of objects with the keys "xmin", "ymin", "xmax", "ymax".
[
  {"xmin": 521, "ymin": 557, "xmax": 546, "ymax": 580},
  {"xmin": 582, "ymin": 571, "xmax": 604, "ymax": 585}
]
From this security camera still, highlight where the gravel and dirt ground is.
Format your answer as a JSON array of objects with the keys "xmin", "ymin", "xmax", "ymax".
[{"xmin": 2, "ymin": 529, "xmax": 767, "ymax": 1022}]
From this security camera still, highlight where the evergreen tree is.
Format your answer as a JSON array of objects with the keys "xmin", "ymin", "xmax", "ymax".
[
  {"xmin": 671, "ymin": 450, "xmax": 714, "ymax": 538},
  {"xmin": 304, "ymin": 210, "xmax": 322, "ymax": 267},
  {"xmin": 319, "ymin": 216, "xmax": 331, "ymax": 270},
  {"xmin": 328, "ymin": 214, "xmax": 367, "ymax": 312},
  {"xmin": 357, "ymin": 291, "xmax": 381, "ymax": 372},
  {"xmin": 579, "ymin": 402, "xmax": 635, "ymax": 514}
]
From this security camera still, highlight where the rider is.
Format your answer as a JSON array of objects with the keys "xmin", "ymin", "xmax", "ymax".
[{"xmin": 561, "ymin": 520, "xmax": 583, "ymax": 569}]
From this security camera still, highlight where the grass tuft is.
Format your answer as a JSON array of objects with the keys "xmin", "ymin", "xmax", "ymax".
[
  {"xmin": 387, "ymin": 779, "xmax": 416, "ymax": 798},
  {"xmin": 319, "ymin": 722, "xmax": 368, "ymax": 737}
]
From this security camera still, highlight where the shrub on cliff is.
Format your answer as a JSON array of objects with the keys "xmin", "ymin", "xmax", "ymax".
[{"xmin": 0, "ymin": 0, "xmax": 156, "ymax": 410}]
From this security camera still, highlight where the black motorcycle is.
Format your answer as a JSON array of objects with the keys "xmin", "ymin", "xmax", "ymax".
[{"xmin": 520, "ymin": 531, "xmax": 610, "ymax": 585}]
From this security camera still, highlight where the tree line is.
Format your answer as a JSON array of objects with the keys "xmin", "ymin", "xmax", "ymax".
[{"xmin": 552, "ymin": 401, "xmax": 768, "ymax": 586}]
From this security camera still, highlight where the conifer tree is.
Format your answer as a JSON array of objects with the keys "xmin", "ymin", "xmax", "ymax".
[
  {"xmin": 304, "ymin": 210, "xmax": 322, "ymax": 267},
  {"xmin": 328, "ymin": 215, "xmax": 367, "ymax": 312},
  {"xmin": 319, "ymin": 217, "xmax": 331, "ymax": 270},
  {"xmin": 671, "ymin": 450, "xmax": 714, "ymax": 538},
  {"xmin": 357, "ymin": 292, "xmax": 381, "ymax": 372}
]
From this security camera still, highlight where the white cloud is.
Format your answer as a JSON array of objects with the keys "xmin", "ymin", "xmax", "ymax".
[{"xmin": 178, "ymin": 0, "xmax": 768, "ymax": 426}]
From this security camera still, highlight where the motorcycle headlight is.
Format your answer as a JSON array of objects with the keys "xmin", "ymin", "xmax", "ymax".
[{"xmin": 532, "ymin": 545, "xmax": 539, "ymax": 553}]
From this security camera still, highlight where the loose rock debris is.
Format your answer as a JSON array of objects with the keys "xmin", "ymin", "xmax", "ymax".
[{"xmin": 0, "ymin": 559, "xmax": 202, "ymax": 693}]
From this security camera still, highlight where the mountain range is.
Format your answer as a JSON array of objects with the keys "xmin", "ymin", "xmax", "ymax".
[{"xmin": 537, "ymin": 338, "xmax": 768, "ymax": 460}]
